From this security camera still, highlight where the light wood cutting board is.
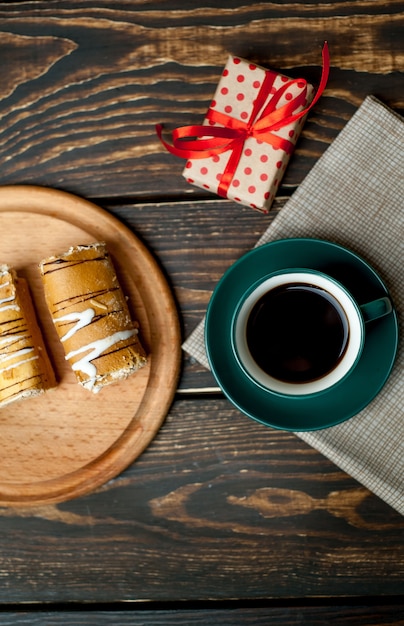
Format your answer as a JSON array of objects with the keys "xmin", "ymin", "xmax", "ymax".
[{"xmin": 0, "ymin": 185, "xmax": 181, "ymax": 506}]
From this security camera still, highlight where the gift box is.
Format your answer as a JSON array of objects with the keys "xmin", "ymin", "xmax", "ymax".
[{"xmin": 157, "ymin": 44, "xmax": 329, "ymax": 213}]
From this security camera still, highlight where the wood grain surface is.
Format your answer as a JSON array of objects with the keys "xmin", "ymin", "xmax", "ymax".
[
  {"xmin": 0, "ymin": 1, "xmax": 402, "ymax": 199},
  {"xmin": 0, "ymin": 1, "xmax": 403, "ymax": 623},
  {"xmin": 1, "ymin": 605, "xmax": 404, "ymax": 626}
]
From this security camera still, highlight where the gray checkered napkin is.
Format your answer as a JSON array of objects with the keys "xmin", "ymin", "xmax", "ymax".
[{"xmin": 183, "ymin": 96, "xmax": 404, "ymax": 516}]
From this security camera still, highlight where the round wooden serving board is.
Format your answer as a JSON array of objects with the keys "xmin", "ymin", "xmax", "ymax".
[{"xmin": 0, "ymin": 185, "xmax": 181, "ymax": 506}]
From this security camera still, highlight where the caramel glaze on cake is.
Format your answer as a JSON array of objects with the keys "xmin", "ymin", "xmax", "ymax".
[
  {"xmin": 0, "ymin": 264, "xmax": 57, "ymax": 407},
  {"xmin": 39, "ymin": 242, "xmax": 147, "ymax": 393}
]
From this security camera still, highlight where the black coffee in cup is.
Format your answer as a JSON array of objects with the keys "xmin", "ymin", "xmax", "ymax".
[{"xmin": 246, "ymin": 283, "xmax": 349, "ymax": 384}]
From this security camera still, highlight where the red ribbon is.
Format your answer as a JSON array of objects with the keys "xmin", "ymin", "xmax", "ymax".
[{"xmin": 156, "ymin": 43, "xmax": 329, "ymax": 197}]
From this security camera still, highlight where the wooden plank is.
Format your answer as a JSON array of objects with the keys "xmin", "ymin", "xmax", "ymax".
[
  {"xmin": 0, "ymin": 2, "xmax": 402, "ymax": 198},
  {"xmin": 0, "ymin": 604, "xmax": 403, "ymax": 625},
  {"xmin": 0, "ymin": 398, "xmax": 402, "ymax": 603}
]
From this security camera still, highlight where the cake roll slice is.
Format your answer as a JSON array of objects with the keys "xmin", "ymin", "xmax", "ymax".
[
  {"xmin": 0, "ymin": 264, "xmax": 56, "ymax": 407},
  {"xmin": 39, "ymin": 242, "xmax": 147, "ymax": 393}
]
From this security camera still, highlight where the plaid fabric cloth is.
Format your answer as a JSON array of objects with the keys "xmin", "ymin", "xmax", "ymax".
[{"xmin": 183, "ymin": 96, "xmax": 404, "ymax": 515}]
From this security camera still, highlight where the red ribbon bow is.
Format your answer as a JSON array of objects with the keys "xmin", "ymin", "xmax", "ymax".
[{"xmin": 156, "ymin": 43, "xmax": 329, "ymax": 198}]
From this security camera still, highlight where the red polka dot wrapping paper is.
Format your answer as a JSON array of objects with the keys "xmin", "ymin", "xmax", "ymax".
[{"xmin": 183, "ymin": 55, "xmax": 314, "ymax": 212}]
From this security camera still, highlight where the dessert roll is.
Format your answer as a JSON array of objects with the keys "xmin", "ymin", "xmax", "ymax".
[
  {"xmin": 0, "ymin": 265, "xmax": 56, "ymax": 407},
  {"xmin": 39, "ymin": 242, "xmax": 147, "ymax": 393}
]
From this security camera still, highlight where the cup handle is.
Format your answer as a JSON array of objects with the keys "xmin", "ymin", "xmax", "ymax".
[{"xmin": 360, "ymin": 296, "xmax": 393, "ymax": 323}]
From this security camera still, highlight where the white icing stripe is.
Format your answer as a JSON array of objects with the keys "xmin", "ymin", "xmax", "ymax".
[
  {"xmin": 0, "ymin": 294, "xmax": 20, "ymax": 313},
  {"xmin": 0, "ymin": 295, "xmax": 15, "ymax": 304},
  {"xmin": 0, "ymin": 334, "xmax": 28, "ymax": 347},
  {"xmin": 0, "ymin": 353, "xmax": 38, "ymax": 375},
  {"xmin": 53, "ymin": 308, "xmax": 95, "ymax": 342},
  {"xmin": 0, "ymin": 332, "xmax": 37, "ymax": 376},
  {"xmin": 0, "ymin": 346, "xmax": 35, "ymax": 364},
  {"xmin": 65, "ymin": 329, "xmax": 136, "ymax": 391},
  {"xmin": 0, "ymin": 279, "xmax": 40, "ymax": 377}
]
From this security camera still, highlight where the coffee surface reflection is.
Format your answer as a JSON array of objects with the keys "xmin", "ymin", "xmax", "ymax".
[{"xmin": 246, "ymin": 283, "xmax": 349, "ymax": 384}]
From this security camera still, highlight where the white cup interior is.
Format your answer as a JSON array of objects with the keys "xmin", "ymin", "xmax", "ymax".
[{"xmin": 232, "ymin": 271, "xmax": 364, "ymax": 396}]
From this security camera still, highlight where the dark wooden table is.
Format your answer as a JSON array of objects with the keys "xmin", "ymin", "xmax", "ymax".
[{"xmin": 0, "ymin": 2, "xmax": 403, "ymax": 624}]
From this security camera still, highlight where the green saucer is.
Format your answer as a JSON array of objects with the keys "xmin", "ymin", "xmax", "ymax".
[{"xmin": 205, "ymin": 238, "xmax": 399, "ymax": 431}]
